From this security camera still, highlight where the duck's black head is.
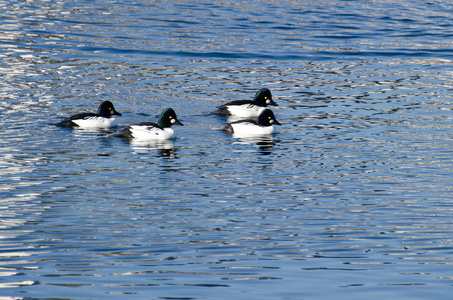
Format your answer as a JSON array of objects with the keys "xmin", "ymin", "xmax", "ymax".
[
  {"xmin": 158, "ymin": 108, "xmax": 183, "ymax": 128},
  {"xmin": 257, "ymin": 109, "xmax": 281, "ymax": 126},
  {"xmin": 97, "ymin": 101, "xmax": 122, "ymax": 118},
  {"xmin": 253, "ymin": 88, "xmax": 278, "ymax": 107}
]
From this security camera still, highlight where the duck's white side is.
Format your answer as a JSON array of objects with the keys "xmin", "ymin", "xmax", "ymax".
[
  {"xmin": 72, "ymin": 116, "xmax": 118, "ymax": 129},
  {"xmin": 128, "ymin": 125, "xmax": 175, "ymax": 140},
  {"xmin": 230, "ymin": 121, "xmax": 275, "ymax": 138},
  {"xmin": 225, "ymin": 104, "xmax": 267, "ymax": 119}
]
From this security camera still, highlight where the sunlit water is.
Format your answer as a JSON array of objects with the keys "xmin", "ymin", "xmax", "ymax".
[{"xmin": 1, "ymin": 1, "xmax": 453, "ymax": 299}]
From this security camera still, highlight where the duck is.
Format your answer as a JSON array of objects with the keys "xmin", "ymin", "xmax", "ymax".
[
  {"xmin": 54, "ymin": 101, "xmax": 122, "ymax": 128},
  {"xmin": 211, "ymin": 88, "xmax": 278, "ymax": 118},
  {"xmin": 223, "ymin": 108, "xmax": 281, "ymax": 137},
  {"xmin": 110, "ymin": 108, "xmax": 183, "ymax": 140}
]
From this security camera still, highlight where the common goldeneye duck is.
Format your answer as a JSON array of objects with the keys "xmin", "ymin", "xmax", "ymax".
[
  {"xmin": 54, "ymin": 101, "xmax": 122, "ymax": 128},
  {"xmin": 211, "ymin": 88, "xmax": 278, "ymax": 118},
  {"xmin": 223, "ymin": 108, "xmax": 281, "ymax": 137},
  {"xmin": 111, "ymin": 108, "xmax": 183, "ymax": 140}
]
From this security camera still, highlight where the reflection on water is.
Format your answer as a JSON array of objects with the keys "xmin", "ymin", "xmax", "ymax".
[
  {"xmin": 1, "ymin": 0, "xmax": 453, "ymax": 299},
  {"xmin": 129, "ymin": 139, "xmax": 176, "ymax": 157},
  {"xmin": 231, "ymin": 135, "xmax": 278, "ymax": 154},
  {"xmin": 129, "ymin": 139, "xmax": 174, "ymax": 149}
]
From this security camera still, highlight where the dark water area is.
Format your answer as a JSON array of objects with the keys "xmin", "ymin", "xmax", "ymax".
[{"xmin": 1, "ymin": 0, "xmax": 453, "ymax": 299}]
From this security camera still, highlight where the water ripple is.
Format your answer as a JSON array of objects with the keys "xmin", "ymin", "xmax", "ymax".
[{"xmin": 1, "ymin": 0, "xmax": 453, "ymax": 299}]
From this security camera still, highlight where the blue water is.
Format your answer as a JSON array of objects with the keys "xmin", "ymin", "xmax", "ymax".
[{"xmin": 2, "ymin": 0, "xmax": 453, "ymax": 299}]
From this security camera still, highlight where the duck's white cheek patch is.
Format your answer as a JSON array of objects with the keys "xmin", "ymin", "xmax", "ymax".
[
  {"xmin": 171, "ymin": 119, "xmax": 176, "ymax": 124},
  {"xmin": 266, "ymin": 99, "xmax": 270, "ymax": 104},
  {"xmin": 270, "ymin": 119, "xmax": 274, "ymax": 124}
]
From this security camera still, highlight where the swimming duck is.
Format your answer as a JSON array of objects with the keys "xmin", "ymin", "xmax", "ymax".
[
  {"xmin": 211, "ymin": 88, "xmax": 278, "ymax": 118},
  {"xmin": 111, "ymin": 108, "xmax": 183, "ymax": 140},
  {"xmin": 54, "ymin": 101, "xmax": 122, "ymax": 128},
  {"xmin": 223, "ymin": 108, "xmax": 281, "ymax": 137}
]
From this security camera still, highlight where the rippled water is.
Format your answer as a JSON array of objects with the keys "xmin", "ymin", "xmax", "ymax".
[{"xmin": 2, "ymin": 0, "xmax": 453, "ymax": 299}]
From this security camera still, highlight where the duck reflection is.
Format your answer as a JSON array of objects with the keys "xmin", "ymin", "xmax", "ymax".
[
  {"xmin": 129, "ymin": 139, "xmax": 176, "ymax": 157},
  {"xmin": 232, "ymin": 135, "xmax": 278, "ymax": 154}
]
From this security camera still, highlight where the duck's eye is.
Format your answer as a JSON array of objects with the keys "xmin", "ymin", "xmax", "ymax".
[{"xmin": 169, "ymin": 116, "xmax": 172, "ymax": 119}]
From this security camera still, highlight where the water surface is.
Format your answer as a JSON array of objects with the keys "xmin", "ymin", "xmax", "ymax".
[{"xmin": 1, "ymin": 0, "xmax": 453, "ymax": 299}]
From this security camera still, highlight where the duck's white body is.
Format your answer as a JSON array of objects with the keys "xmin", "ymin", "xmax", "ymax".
[
  {"xmin": 229, "ymin": 121, "xmax": 275, "ymax": 138},
  {"xmin": 225, "ymin": 104, "xmax": 267, "ymax": 119},
  {"xmin": 72, "ymin": 116, "xmax": 118, "ymax": 129},
  {"xmin": 127, "ymin": 125, "xmax": 175, "ymax": 140}
]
